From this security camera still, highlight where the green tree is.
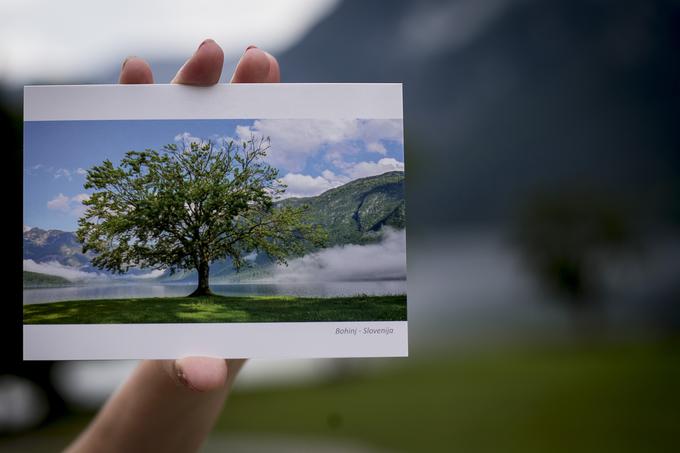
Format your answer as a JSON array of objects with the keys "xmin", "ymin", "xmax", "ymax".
[{"xmin": 77, "ymin": 136, "xmax": 325, "ymax": 296}]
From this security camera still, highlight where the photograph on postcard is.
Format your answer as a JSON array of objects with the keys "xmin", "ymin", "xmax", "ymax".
[{"xmin": 24, "ymin": 117, "xmax": 406, "ymax": 324}]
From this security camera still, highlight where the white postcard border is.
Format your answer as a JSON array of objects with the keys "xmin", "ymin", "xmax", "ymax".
[
  {"xmin": 24, "ymin": 84, "xmax": 403, "ymax": 121},
  {"xmin": 24, "ymin": 321, "xmax": 408, "ymax": 360}
]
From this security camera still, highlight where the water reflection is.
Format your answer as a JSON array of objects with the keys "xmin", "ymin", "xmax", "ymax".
[{"xmin": 23, "ymin": 281, "xmax": 407, "ymax": 305}]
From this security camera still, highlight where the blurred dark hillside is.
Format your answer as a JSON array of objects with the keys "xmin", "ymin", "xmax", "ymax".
[{"xmin": 279, "ymin": 0, "xmax": 680, "ymax": 226}]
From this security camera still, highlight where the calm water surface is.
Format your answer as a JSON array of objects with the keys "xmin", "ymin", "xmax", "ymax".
[{"xmin": 23, "ymin": 281, "xmax": 407, "ymax": 305}]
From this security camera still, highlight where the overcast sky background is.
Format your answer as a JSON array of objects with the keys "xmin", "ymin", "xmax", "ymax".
[
  {"xmin": 0, "ymin": 0, "xmax": 339, "ymax": 84},
  {"xmin": 24, "ymin": 118, "xmax": 404, "ymax": 231}
]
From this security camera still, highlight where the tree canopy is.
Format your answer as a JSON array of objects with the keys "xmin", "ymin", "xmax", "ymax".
[{"xmin": 76, "ymin": 135, "xmax": 326, "ymax": 296}]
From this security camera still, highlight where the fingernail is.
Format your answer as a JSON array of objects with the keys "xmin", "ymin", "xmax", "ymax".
[
  {"xmin": 175, "ymin": 365, "xmax": 197, "ymax": 390},
  {"xmin": 121, "ymin": 56, "xmax": 135, "ymax": 71},
  {"xmin": 245, "ymin": 45, "xmax": 258, "ymax": 53},
  {"xmin": 176, "ymin": 368, "xmax": 189, "ymax": 387},
  {"xmin": 198, "ymin": 38, "xmax": 214, "ymax": 51}
]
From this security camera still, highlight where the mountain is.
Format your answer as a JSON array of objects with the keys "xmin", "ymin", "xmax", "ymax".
[
  {"xmin": 278, "ymin": 171, "xmax": 405, "ymax": 247},
  {"xmin": 23, "ymin": 171, "xmax": 406, "ymax": 278},
  {"xmin": 23, "ymin": 227, "xmax": 90, "ymax": 269},
  {"xmin": 23, "ymin": 271, "xmax": 70, "ymax": 289}
]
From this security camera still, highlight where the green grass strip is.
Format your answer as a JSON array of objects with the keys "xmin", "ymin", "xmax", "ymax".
[{"xmin": 23, "ymin": 294, "xmax": 407, "ymax": 324}]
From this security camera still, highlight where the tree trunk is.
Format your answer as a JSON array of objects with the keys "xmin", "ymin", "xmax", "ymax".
[{"xmin": 189, "ymin": 261, "xmax": 212, "ymax": 297}]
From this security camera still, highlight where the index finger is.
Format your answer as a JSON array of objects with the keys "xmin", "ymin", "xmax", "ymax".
[
  {"xmin": 171, "ymin": 39, "xmax": 224, "ymax": 85},
  {"xmin": 118, "ymin": 57, "xmax": 154, "ymax": 84}
]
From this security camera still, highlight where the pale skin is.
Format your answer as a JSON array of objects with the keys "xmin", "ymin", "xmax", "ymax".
[{"xmin": 66, "ymin": 39, "xmax": 281, "ymax": 453}]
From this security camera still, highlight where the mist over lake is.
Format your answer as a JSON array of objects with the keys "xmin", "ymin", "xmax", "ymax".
[{"xmin": 23, "ymin": 280, "xmax": 407, "ymax": 305}]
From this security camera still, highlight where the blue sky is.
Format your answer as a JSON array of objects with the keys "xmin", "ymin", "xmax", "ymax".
[{"xmin": 24, "ymin": 118, "xmax": 404, "ymax": 231}]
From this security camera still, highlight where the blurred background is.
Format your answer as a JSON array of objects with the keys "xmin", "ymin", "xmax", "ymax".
[{"xmin": 3, "ymin": 0, "xmax": 680, "ymax": 451}]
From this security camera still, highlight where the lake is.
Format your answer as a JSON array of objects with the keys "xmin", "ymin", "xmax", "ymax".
[{"xmin": 23, "ymin": 281, "xmax": 407, "ymax": 305}]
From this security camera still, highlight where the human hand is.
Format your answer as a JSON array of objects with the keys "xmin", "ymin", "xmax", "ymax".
[
  {"xmin": 67, "ymin": 40, "xmax": 280, "ymax": 453},
  {"xmin": 121, "ymin": 38, "xmax": 279, "ymax": 393}
]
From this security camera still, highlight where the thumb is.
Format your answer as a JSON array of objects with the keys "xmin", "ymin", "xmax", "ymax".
[{"xmin": 163, "ymin": 357, "xmax": 245, "ymax": 392}]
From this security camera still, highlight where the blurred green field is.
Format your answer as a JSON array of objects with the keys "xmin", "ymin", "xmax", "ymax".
[
  {"xmin": 216, "ymin": 340, "xmax": 680, "ymax": 452},
  {"xmin": 3, "ymin": 339, "xmax": 678, "ymax": 452}
]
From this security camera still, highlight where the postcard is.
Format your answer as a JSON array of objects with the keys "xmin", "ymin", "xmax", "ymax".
[{"xmin": 23, "ymin": 83, "xmax": 407, "ymax": 360}]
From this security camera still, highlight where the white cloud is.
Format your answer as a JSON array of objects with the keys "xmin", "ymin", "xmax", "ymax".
[
  {"xmin": 47, "ymin": 193, "xmax": 90, "ymax": 216},
  {"xmin": 366, "ymin": 142, "xmax": 387, "ymax": 154},
  {"xmin": 235, "ymin": 119, "xmax": 403, "ymax": 171},
  {"xmin": 23, "ymin": 259, "xmax": 102, "ymax": 282},
  {"xmin": 276, "ymin": 158, "xmax": 404, "ymax": 199},
  {"xmin": 25, "ymin": 259, "xmax": 166, "ymax": 281},
  {"xmin": 270, "ymin": 228, "xmax": 406, "ymax": 282},
  {"xmin": 360, "ymin": 119, "xmax": 404, "ymax": 153},
  {"xmin": 29, "ymin": 165, "xmax": 88, "ymax": 179},
  {"xmin": 131, "ymin": 269, "xmax": 166, "ymax": 280},
  {"xmin": 174, "ymin": 131, "xmax": 206, "ymax": 147},
  {"xmin": 344, "ymin": 158, "xmax": 405, "ymax": 179},
  {"xmin": 236, "ymin": 119, "xmax": 353, "ymax": 171},
  {"xmin": 54, "ymin": 168, "xmax": 72, "ymax": 180},
  {"xmin": 235, "ymin": 125, "xmax": 254, "ymax": 141},
  {"xmin": 46, "ymin": 194, "xmax": 70, "ymax": 212},
  {"xmin": 279, "ymin": 170, "xmax": 349, "ymax": 199}
]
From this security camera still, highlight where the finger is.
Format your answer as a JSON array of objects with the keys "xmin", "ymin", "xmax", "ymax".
[
  {"xmin": 230, "ymin": 46, "xmax": 280, "ymax": 83},
  {"xmin": 171, "ymin": 39, "xmax": 224, "ymax": 85},
  {"xmin": 170, "ymin": 357, "xmax": 247, "ymax": 393},
  {"xmin": 118, "ymin": 57, "xmax": 154, "ymax": 84},
  {"xmin": 264, "ymin": 51, "xmax": 281, "ymax": 82},
  {"xmin": 160, "ymin": 358, "xmax": 245, "ymax": 392},
  {"xmin": 173, "ymin": 357, "xmax": 227, "ymax": 392}
]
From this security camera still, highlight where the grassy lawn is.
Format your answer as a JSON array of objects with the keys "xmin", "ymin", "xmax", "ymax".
[{"xmin": 23, "ymin": 294, "xmax": 407, "ymax": 324}]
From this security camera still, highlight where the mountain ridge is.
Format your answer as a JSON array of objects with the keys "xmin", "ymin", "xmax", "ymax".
[{"xmin": 277, "ymin": 170, "xmax": 405, "ymax": 247}]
